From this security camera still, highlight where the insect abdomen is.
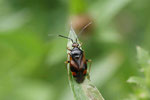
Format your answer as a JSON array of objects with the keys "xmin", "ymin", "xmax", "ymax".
[{"xmin": 70, "ymin": 65, "xmax": 87, "ymax": 83}]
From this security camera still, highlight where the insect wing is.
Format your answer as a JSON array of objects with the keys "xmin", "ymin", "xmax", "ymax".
[{"xmin": 79, "ymin": 53, "xmax": 87, "ymax": 75}]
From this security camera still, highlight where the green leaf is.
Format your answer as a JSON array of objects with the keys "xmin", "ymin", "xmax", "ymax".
[
  {"xmin": 136, "ymin": 46, "xmax": 150, "ymax": 68},
  {"xmin": 127, "ymin": 76, "xmax": 146, "ymax": 88},
  {"xmin": 136, "ymin": 46, "xmax": 150, "ymax": 88},
  {"xmin": 66, "ymin": 26, "xmax": 105, "ymax": 100}
]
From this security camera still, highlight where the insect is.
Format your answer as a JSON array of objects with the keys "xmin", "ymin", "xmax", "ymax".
[
  {"xmin": 59, "ymin": 24, "xmax": 92, "ymax": 83},
  {"xmin": 59, "ymin": 35, "xmax": 92, "ymax": 83}
]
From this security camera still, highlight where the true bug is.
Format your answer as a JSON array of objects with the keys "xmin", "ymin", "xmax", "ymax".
[{"xmin": 59, "ymin": 23, "xmax": 92, "ymax": 83}]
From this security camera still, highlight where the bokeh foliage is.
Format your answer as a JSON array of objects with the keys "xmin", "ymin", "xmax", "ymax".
[
  {"xmin": 127, "ymin": 47, "xmax": 150, "ymax": 100},
  {"xmin": 0, "ymin": 0, "xmax": 150, "ymax": 100}
]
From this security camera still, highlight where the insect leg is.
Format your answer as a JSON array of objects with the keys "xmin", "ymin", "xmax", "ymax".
[
  {"xmin": 67, "ymin": 47, "xmax": 71, "ymax": 51},
  {"xmin": 65, "ymin": 53, "xmax": 71, "ymax": 80},
  {"xmin": 65, "ymin": 60, "xmax": 71, "ymax": 80},
  {"xmin": 87, "ymin": 59, "xmax": 92, "ymax": 73},
  {"xmin": 65, "ymin": 53, "xmax": 71, "ymax": 63},
  {"xmin": 86, "ymin": 59, "xmax": 92, "ymax": 80},
  {"xmin": 65, "ymin": 61, "xmax": 70, "ymax": 64},
  {"xmin": 64, "ymin": 61, "xmax": 70, "ymax": 71},
  {"xmin": 78, "ymin": 42, "xmax": 82, "ymax": 48}
]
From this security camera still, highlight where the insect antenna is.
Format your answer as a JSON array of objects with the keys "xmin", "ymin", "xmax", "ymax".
[
  {"xmin": 48, "ymin": 34, "xmax": 61, "ymax": 38},
  {"xmin": 76, "ymin": 38, "xmax": 78, "ymax": 43},
  {"xmin": 78, "ymin": 22, "xmax": 92, "ymax": 37},
  {"xmin": 58, "ymin": 35, "xmax": 74, "ymax": 43}
]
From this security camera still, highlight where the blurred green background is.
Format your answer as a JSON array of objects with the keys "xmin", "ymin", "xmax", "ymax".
[{"xmin": 0, "ymin": 0, "xmax": 150, "ymax": 100}]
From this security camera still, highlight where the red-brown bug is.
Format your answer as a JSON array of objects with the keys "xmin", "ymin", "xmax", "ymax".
[{"xmin": 59, "ymin": 34, "xmax": 92, "ymax": 83}]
